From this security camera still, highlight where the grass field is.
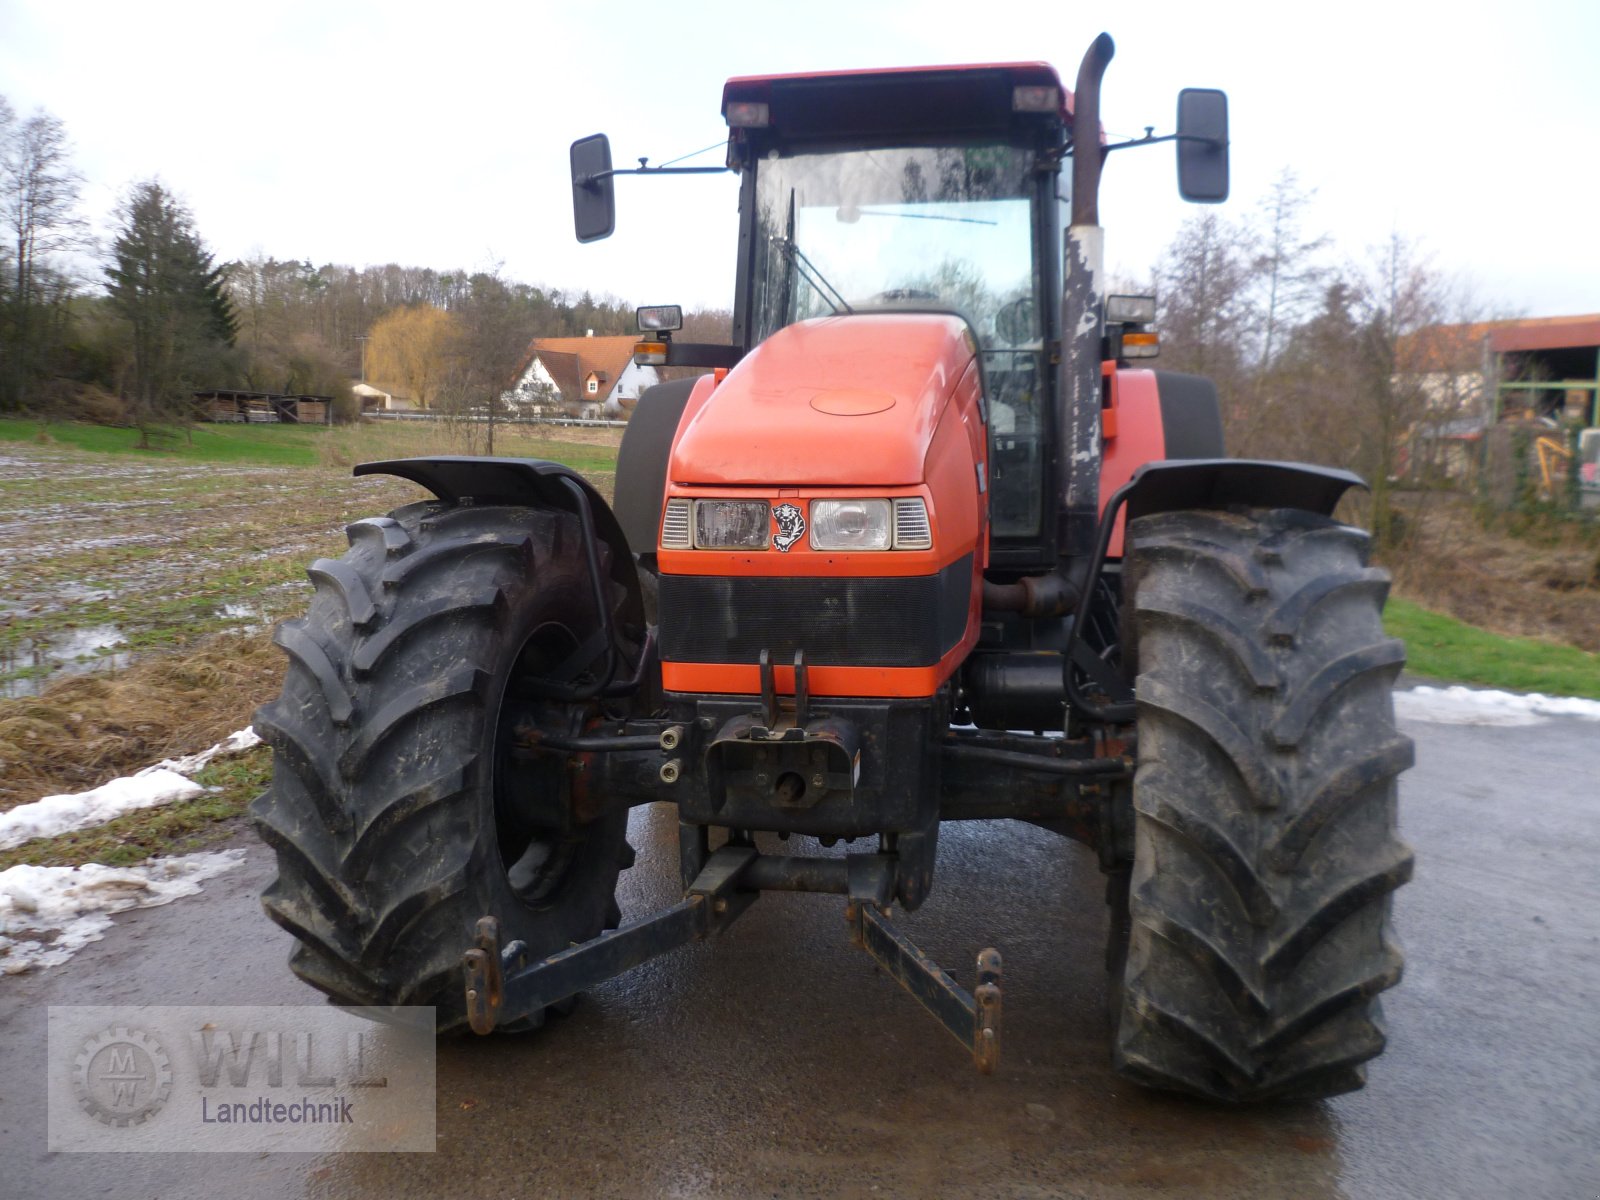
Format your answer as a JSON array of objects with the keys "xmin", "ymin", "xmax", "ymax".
[
  {"xmin": 0, "ymin": 745, "xmax": 272, "ymax": 873},
  {"xmin": 0, "ymin": 416, "xmax": 621, "ymax": 474},
  {"xmin": 1385, "ymin": 597, "xmax": 1600, "ymax": 699},
  {"xmin": 1, "ymin": 417, "xmax": 329, "ymax": 466}
]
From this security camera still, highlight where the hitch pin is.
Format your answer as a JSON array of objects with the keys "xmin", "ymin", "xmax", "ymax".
[{"xmin": 463, "ymin": 917, "xmax": 504, "ymax": 1035}]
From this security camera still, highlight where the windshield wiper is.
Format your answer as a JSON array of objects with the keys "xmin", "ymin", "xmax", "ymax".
[
  {"xmin": 770, "ymin": 235, "xmax": 854, "ymax": 315},
  {"xmin": 854, "ymin": 208, "xmax": 998, "ymax": 226}
]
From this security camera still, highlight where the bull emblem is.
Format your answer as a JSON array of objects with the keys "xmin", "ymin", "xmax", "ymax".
[{"xmin": 773, "ymin": 502, "xmax": 806, "ymax": 552}]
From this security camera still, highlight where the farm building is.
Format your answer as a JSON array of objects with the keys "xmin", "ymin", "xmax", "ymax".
[
  {"xmin": 352, "ymin": 383, "xmax": 413, "ymax": 412},
  {"xmin": 194, "ymin": 390, "xmax": 335, "ymax": 424},
  {"xmin": 1408, "ymin": 314, "xmax": 1600, "ymax": 426},
  {"xmin": 1406, "ymin": 314, "xmax": 1600, "ymax": 505}
]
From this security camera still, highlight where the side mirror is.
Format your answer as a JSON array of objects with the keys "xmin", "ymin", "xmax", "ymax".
[
  {"xmin": 1175, "ymin": 88, "xmax": 1229, "ymax": 203},
  {"xmin": 570, "ymin": 134, "xmax": 616, "ymax": 243}
]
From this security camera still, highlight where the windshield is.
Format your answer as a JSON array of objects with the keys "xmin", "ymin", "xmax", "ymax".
[
  {"xmin": 748, "ymin": 142, "xmax": 1049, "ymax": 540},
  {"xmin": 750, "ymin": 143, "xmax": 1039, "ymax": 345}
]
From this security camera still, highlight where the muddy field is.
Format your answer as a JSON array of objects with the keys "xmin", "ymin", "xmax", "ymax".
[
  {"xmin": 0, "ymin": 449, "xmax": 414, "ymax": 693},
  {"xmin": 0, "ymin": 431, "xmax": 618, "ymax": 806}
]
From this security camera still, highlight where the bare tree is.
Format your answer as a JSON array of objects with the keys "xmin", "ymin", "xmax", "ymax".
[
  {"xmin": 0, "ymin": 103, "xmax": 87, "ymax": 411},
  {"xmin": 0, "ymin": 97, "xmax": 11, "ymax": 308},
  {"xmin": 1251, "ymin": 169, "xmax": 1329, "ymax": 370},
  {"xmin": 1352, "ymin": 235, "xmax": 1445, "ymax": 547},
  {"xmin": 1152, "ymin": 212, "xmax": 1258, "ymax": 440},
  {"xmin": 449, "ymin": 270, "xmax": 538, "ymax": 456},
  {"xmin": 1272, "ymin": 273, "xmax": 1369, "ymax": 467}
]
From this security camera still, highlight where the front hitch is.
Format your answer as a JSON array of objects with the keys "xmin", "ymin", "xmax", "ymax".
[{"xmin": 462, "ymin": 844, "xmax": 1004, "ymax": 1073}]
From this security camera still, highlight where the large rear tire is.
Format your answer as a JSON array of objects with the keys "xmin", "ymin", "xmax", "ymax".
[
  {"xmin": 1110, "ymin": 507, "xmax": 1414, "ymax": 1102},
  {"xmin": 251, "ymin": 500, "xmax": 633, "ymax": 1033}
]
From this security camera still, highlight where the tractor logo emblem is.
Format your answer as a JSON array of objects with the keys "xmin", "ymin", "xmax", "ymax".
[
  {"xmin": 73, "ymin": 1026, "xmax": 173, "ymax": 1127},
  {"xmin": 773, "ymin": 503, "xmax": 805, "ymax": 552}
]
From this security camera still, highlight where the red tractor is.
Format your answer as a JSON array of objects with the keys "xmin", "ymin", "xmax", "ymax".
[{"xmin": 254, "ymin": 33, "xmax": 1412, "ymax": 1102}]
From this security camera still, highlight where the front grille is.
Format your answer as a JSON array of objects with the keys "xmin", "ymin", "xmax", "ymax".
[{"xmin": 659, "ymin": 554, "xmax": 973, "ymax": 667}]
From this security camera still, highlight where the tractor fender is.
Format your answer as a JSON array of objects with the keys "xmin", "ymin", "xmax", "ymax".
[
  {"xmin": 611, "ymin": 377, "xmax": 700, "ymax": 570},
  {"xmin": 352, "ymin": 456, "xmax": 646, "ymax": 629},
  {"xmin": 1120, "ymin": 457, "xmax": 1367, "ymax": 523}
]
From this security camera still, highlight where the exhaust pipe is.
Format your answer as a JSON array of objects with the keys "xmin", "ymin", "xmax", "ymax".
[
  {"xmin": 981, "ymin": 559, "xmax": 1087, "ymax": 617},
  {"xmin": 1057, "ymin": 32, "xmax": 1115, "ymax": 558}
]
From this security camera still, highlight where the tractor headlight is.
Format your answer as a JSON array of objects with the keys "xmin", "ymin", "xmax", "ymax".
[
  {"xmin": 693, "ymin": 499, "xmax": 770, "ymax": 549},
  {"xmin": 810, "ymin": 499, "xmax": 892, "ymax": 550}
]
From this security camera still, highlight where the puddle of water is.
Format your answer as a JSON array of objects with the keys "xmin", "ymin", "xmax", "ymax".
[
  {"xmin": 216, "ymin": 602, "xmax": 272, "ymax": 633},
  {"xmin": 54, "ymin": 582, "xmax": 112, "ymax": 604},
  {"xmin": 0, "ymin": 625, "xmax": 130, "ymax": 700}
]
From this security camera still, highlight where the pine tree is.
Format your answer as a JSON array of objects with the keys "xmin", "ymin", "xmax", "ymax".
[{"xmin": 105, "ymin": 181, "xmax": 236, "ymax": 442}]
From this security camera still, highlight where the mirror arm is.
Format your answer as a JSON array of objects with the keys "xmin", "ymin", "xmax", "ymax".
[
  {"xmin": 580, "ymin": 166, "xmax": 730, "ymax": 188},
  {"xmin": 1103, "ymin": 132, "xmax": 1224, "ymax": 154}
]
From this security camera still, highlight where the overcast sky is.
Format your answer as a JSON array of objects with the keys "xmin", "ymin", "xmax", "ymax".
[{"xmin": 2, "ymin": 0, "xmax": 1595, "ymax": 320}]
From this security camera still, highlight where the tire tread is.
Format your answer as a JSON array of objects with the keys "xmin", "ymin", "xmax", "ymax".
[
  {"xmin": 251, "ymin": 502, "xmax": 628, "ymax": 1033},
  {"xmin": 1114, "ymin": 506, "xmax": 1413, "ymax": 1102}
]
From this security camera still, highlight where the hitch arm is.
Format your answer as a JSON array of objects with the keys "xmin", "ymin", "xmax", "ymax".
[
  {"xmin": 464, "ymin": 847, "xmax": 758, "ymax": 1034},
  {"xmin": 849, "ymin": 903, "xmax": 1003, "ymax": 1074},
  {"xmin": 468, "ymin": 900, "xmax": 708, "ymax": 1034}
]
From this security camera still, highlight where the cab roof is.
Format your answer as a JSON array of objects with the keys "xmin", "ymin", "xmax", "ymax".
[{"xmin": 721, "ymin": 62, "xmax": 1071, "ymax": 141}]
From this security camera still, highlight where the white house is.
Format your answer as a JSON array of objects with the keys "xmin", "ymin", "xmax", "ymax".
[{"xmin": 503, "ymin": 332, "xmax": 659, "ymax": 420}]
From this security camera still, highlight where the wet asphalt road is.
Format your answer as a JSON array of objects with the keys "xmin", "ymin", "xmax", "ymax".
[{"xmin": 2, "ymin": 711, "xmax": 1597, "ymax": 1199}]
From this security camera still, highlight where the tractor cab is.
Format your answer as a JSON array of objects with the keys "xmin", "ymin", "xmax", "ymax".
[
  {"xmin": 725, "ymin": 66, "xmax": 1066, "ymax": 554},
  {"xmin": 578, "ymin": 65, "xmax": 1073, "ymax": 566}
]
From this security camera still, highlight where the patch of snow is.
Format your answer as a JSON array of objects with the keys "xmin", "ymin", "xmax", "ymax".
[
  {"xmin": 219, "ymin": 601, "xmax": 265, "ymax": 627},
  {"xmin": 1394, "ymin": 685, "xmax": 1600, "ymax": 726},
  {"xmin": 0, "ymin": 849, "xmax": 244, "ymax": 974},
  {"xmin": 0, "ymin": 728, "xmax": 261, "ymax": 851},
  {"xmin": 0, "ymin": 770, "xmax": 203, "ymax": 851},
  {"xmin": 151, "ymin": 727, "xmax": 261, "ymax": 776}
]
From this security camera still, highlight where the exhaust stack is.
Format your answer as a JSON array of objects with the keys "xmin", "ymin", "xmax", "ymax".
[{"xmin": 1057, "ymin": 32, "xmax": 1115, "ymax": 557}]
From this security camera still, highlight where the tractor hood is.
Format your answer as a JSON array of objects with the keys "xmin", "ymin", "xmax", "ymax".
[{"xmin": 670, "ymin": 313, "xmax": 977, "ymax": 487}]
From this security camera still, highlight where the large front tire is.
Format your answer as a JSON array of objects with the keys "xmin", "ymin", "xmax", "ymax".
[
  {"xmin": 251, "ymin": 501, "xmax": 632, "ymax": 1033},
  {"xmin": 1111, "ymin": 507, "xmax": 1414, "ymax": 1102}
]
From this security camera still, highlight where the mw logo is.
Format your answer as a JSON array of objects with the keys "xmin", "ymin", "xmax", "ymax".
[
  {"xmin": 102, "ymin": 1046, "xmax": 144, "ymax": 1106},
  {"xmin": 72, "ymin": 1027, "xmax": 172, "ymax": 1127}
]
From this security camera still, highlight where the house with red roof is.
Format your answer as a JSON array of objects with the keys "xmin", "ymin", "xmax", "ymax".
[{"xmin": 503, "ymin": 332, "xmax": 659, "ymax": 420}]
